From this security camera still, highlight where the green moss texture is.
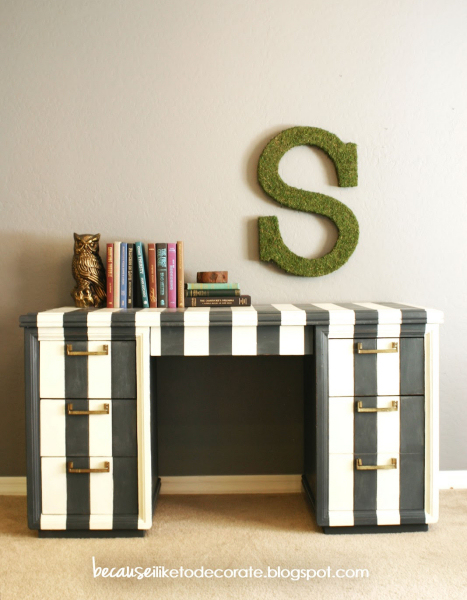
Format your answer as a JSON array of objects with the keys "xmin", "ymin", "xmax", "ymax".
[{"xmin": 257, "ymin": 126, "xmax": 359, "ymax": 277}]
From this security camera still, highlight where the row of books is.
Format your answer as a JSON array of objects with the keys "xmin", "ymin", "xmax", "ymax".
[{"xmin": 106, "ymin": 242, "xmax": 184, "ymax": 308}]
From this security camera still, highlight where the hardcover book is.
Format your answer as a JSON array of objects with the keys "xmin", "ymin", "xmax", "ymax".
[
  {"xmin": 185, "ymin": 282, "xmax": 239, "ymax": 290},
  {"xmin": 106, "ymin": 243, "xmax": 114, "ymax": 308},
  {"xmin": 148, "ymin": 243, "xmax": 157, "ymax": 308},
  {"xmin": 120, "ymin": 242, "xmax": 127, "ymax": 308},
  {"xmin": 113, "ymin": 242, "xmax": 121, "ymax": 308},
  {"xmin": 168, "ymin": 243, "xmax": 177, "ymax": 308},
  {"xmin": 156, "ymin": 243, "xmax": 168, "ymax": 307},
  {"xmin": 135, "ymin": 242, "xmax": 150, "ymax": 308},
  {"xmin": 177, "ymin": 241, "xmax": 184, "ymax": 308},
  {"xmin": 127, "ymin": 243, "xmax": 135, "ymax": 309},
  {"xmin": 185, "ymin": 289, "xmax": 240, "ymax": 297},
  {"xmin": 184, "ymin": 295, "xmax": 251, "ymax": 307}
]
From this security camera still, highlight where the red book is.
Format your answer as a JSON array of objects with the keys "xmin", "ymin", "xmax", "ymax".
[
  {"xmin": 148, "ymin": 243, "xmax": 157, "ymax": 308},
  {"xmin": 106, "ymin": 243, "xmax": 114, "ymax": 308},
  {"xmin": 168, "ymin": 243, "xmax": 177, "ymax": 308}
]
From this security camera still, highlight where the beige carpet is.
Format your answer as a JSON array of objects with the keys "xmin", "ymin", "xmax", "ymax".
[{"xmin": 0, "ymin": 491, "xmax": 466, "ymax": 600}]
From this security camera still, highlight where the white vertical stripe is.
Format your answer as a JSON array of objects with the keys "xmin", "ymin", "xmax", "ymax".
[
  {"xmin": 328, "ymin": 511, "xmax": 354, "ymax": 526},
  {"xmin": 279, "ymin": 326, "xmax": 304, "ymax": 355},
  {"xmin": 87, "ymin": 341, "xmax": 112, "ymax": 398},
  {"xmin": 150, "ymin": 327, "xmax": 162, "ymax": 356},
  {"xmin": 88, "ymin": 401, "xmax": 113, "ymax": 456},
  {"xmin": 40, "ymin": 400, "xmax": 66, "ymax": 457},
  {"xmin": 232, "ymin": 326, "xmax": 257, "ymax": 355},
  {"xmin": 87, "ymin": 310, "xmax": 112, "ymax": 341},
  {"xmin": 312, "ymin": 303, "xmax": 355, "ymax": 339},
  {"xmin": 89, "ymin": 457, "xmax": 114, "ymax": 519},
  {"xmin": 184, "ymin": 328, "xmax": 209, "ymax": 355},
  {"xmin": 40, "ymin": 514, "xmax": 67, "ymax": 530},
  {"xmin": 89, "ymin": 515, "xmax": 113, "ymax": 530},
  {"xmin": 329, "ymin": 397, "xmax": 354, "ymax": 454},
  {"xmin": 231, "ymin": 306, "xmax": 258, "ymax": 326},
  {"xmin": 376, "ymin": 397, "xmax": 400, "ymax": 454},
  {"xmin": 272, "ymin": 304, "xmax": 306, "ymax": 326},
  {"xmin": 184, "ymin": 309, "xmax": 209, "ymax": 355},
  {"xmin": 328, "ymin": 339, "xmax": 354, "ymax": 397},
  {"xmin": 376, "ymin": 453, "xmax": 401, "ymax": 524},
  {"xmin": 328, "ymin": 455, "xmax": 354, "ymax": 514},
  {"xmin": 377, "ymin": 338, "xmax": 400, "ymax": 396},
  {"xmin": 41, "ymin": 458, "xmax": 67, "ymax": 515},
  {"xmin": 39, "ymin": 342, "xmax": 65, "ymax": 399},
  {"xmin": 135, "ymin": 327, "xmax": 152, "ymax": 529}
]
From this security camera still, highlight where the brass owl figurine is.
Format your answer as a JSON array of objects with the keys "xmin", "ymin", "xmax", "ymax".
[{"xmin": 71, "ymin": 233, "xmax": 107, "ymax": 308}]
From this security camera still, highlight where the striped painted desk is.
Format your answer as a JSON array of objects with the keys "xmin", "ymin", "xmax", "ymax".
[{"xmin": 20, "ymin": 302, "xmax": 443, "ymax": 536}]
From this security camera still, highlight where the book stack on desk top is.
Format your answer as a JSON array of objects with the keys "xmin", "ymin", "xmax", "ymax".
[
  {"xmin": 106, "ymin": 241, "xmax": 185, "ymax": 309},
  {"xmin": 184, "ymin": 271, "xmax": 251, "ymax": 307}
]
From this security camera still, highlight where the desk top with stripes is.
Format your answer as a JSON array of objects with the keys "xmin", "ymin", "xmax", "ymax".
[{"xmin": 20, "ymin": 303, "xmax": 443, "ymax": 328}]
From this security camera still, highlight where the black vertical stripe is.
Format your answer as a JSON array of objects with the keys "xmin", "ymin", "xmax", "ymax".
[
  {"xmin": 400, "ymin": 397, "xmax": 425, "ymax": 454},
  {"xmin": 161, "ymin": 311, "xmax": 184, "ymax": 355},
  {"xmin": 112, "ymin": 400, "xmax": 138, "ymax": 456},
  {"xmin": 400, "ymin": 337, "xmax": 425, "ymax": 395},
  {"xmin": 257, "ymin": 326, "xmax": 280, "ymax": 355},
  {"xmin": 337, "ymin": 303, "xmax": 379, "ymax": 337},
  {"xmin": 66, "ymin": 400, "xmax": 89, "ymax": 456},
  {"xmin": 111, "ymin": 342, "xmax": 137, "ymax": 398},
  {"xmin": 354, "ymin": 339, "xmax": 377, "ymax": 524},
  {"xmin": 64, "ymin": 340, "xmax": 88, "ymax": 398},
  {"xmin": 400, "ymin": 454, "xmax": 425, "ymax": 520},
  {"xmin": 66, "ymin": 457, "xmax": 90, "ymax": 528},
  {"xmin": 353, "ymin": 405, "xmax": 377, "ymax": 522},
  {"xmin": 354, "ymin": 338, "xmax": 377, "ymax": 396},
  {"xmin": 113, "ymin": 457, "xmax": 139, "ymax": 527},
  {"xmin": 304, "ymin": 326, "xmax": 313, "ymax": 356},
  {"xmin": 256, "ymin": 305, "xmax": 282, "ymax": 324},
  {"xmin": 209, "ymin": 310, "xmax": 232, "ymax": 355}
]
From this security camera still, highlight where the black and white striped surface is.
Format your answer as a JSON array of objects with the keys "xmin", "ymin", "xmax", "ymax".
[{"xmin": 20, "ymin": 303, "xmax": 442, "ymax": 532}]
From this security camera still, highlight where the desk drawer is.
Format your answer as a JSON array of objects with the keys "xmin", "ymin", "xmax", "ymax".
[
  {"xmin": 328, "ymin": 337, "xmax": 424, "ymax": 397},
  {"xmin": 40, "ymin": 399, "xmax": 137, "ymax": 457},
  {"xmin": 41, "ymin": 456, "xmax": 138, "ymax": 517},
  {"xmin": 328, "ymin": 452, "xmax": 425, "ymax": 525},
  {"xmin": 40, "ymin": 340, "xmax": 136, "ymax": 399}
]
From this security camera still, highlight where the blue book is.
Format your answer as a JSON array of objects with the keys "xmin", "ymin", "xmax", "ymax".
[
  {"xmin": 135, "ymin": 242, "xmax": 150, "ymax": 308},
  {"xmin": 120, "ymin": 242, "xmax": 127, "ymax": 308}
]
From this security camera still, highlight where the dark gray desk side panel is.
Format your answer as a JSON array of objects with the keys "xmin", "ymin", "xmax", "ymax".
[
  {"xmin": 304, "ymin": 326, "xmax": 329, "ymax": 527},
  {"xmin": 24, "ymin": 326, "xmax": 41, "ymax": 529}
]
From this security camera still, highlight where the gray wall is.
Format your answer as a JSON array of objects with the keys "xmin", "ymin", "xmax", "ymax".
[{"xmin": 1, "ymin": 0, "xmax": 466, "ymax": 475}]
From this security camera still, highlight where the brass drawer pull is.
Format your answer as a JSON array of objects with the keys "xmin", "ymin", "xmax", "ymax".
[
  {"xmin": 67, "ymin": 403, "xmax": 110, "ymax": 416},
  {"xmin": 67, "ymin": 461, "xmax": 110, "ymax": 474},
  {"xmin": 356, "ymin": 458, "xmax": 397, "ymax": 470},
  {"xmin": 357, "ymin": 400, "xmax": 398, "ymax": 413},
  {"xmin": 357, "ymin": 342, "xmax": 398, "ymax": 354},
  {"xmin": 66, "ymin": 344, "xmax": 109, "ymax": 356}
]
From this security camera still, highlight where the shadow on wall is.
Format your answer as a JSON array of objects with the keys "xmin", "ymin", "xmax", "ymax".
[{"xmin": 1, "ymin": 232, "xmax": 77, "ymax": 476}]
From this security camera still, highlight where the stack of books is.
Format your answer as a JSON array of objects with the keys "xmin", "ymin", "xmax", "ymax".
[
  {"xmin": 106, "ymin": 241, "xmax": 184, "ymax": 308},
  {"xmin": 184, "ymin": 272, "xmax": 251, "ymax": 307}
]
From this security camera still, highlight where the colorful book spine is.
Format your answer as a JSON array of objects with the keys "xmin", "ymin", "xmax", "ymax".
[
  {"xmin": 127, "ymin": 244, "xmax": 134, "ymax": 309},
  {"xmin": 184, "ymin": 295, "xmax": 251, "ymax": 307},
  {"xmin": 185, "ymin": 289, "xmax": 240, "ymax": 297},
  {"xmin": 148, "ymin": 243, "xmax": 157, "ymax": 308},
  {"xmin": 120, "ymin": 242, "xmax": 127, "ymax": 308},
  {"xmin": 135, "ymin": 242, "xmax": 150, "ymax": 308},
  {"xmin": 185, "ymin": 282, "xmax": 240, "ymax": 290},
  {"xmin": 106, "ymin": 243, "xmax": 114, "ymax": 308},
  {"xmin": 156, "ymin": 243, "xmax": 168, "ymax": 308},
  {"xmin": 177, "ymin": 241, "xmax": 184, "ymax": 308},
  {"xmin": 113, "ymin": 242, "xmax": 121, "ymax": 308},
  {"xmin": 168, "ymin": 243, "xmax": 177, "ymax": 308}
]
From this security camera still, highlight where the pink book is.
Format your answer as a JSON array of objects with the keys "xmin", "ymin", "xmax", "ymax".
[{"xmin": 168, "ymin": 243, "xmax": 177, "ymax": 308}]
